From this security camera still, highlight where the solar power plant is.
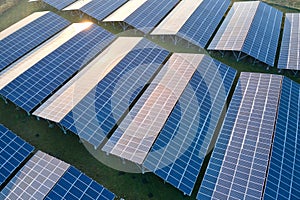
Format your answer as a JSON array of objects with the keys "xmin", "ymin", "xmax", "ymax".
[
  {"xmin": 0, "ymin": 125, "xmax": 34, "ymax": 186},
  {"xmin": 0, "ymin": 23, "xmax": 115, "ymax": 113},
  {"xmin": 43, "ymin": 0, "xmax": 77, "ymax": 10},
  {"xmin": 151, "ymin": 0, "xmax": 230, "ymax": 48},
  {"xmin": 0, "ymin": 11, "xmax": 70, "ymax": 71},
  {"xmin": 264, "ymin": 77, "xmax": 300, "ymax": 200},
  {"xmin": 115, "ymin": 54, "xmax": 237, "ymax": 196},
  {"xmin": 103, "ymin": 53, "xmax": 206, "ymax": 164},
  {"xmin": 124, "ymin": 0, "xmax": 179, "ymax": 34},
  {"xmin": 197, "ymin": 73, "xmax": 282, "ymax": 200},
  {"xmin": 79, "ymin": 0, "xmax": 127, "ymax": 21},
  {"xmin": 50, "ymin": 38, "xmax": 169, "ymax": 149},
  {"xmin": 0, "ymin": 151, "xmax": 70, "ymax": 200},
  {"xmin": 208, "ymin": 1, "xmax": 282, "ymax": 66},
  {"xmin": 45, "ymin": 166, "xmax": 115, "ymax": 200},
  {"xmin": 278, "ymin": 13, "xmax": 300, "ymax": 70}
]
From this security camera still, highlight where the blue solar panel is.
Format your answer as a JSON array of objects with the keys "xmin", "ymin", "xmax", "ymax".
[
  {"xmin": 125, "ymin": 0, "xmax": 179, "ymax": 33},
  {"xmin": 45, "ymin": 166, "xmax": 115, "ymax": 200},
  {"xmin": 59, "ymin": 39, "xmax": 169, "ymax": 148},
  {"xmin": 178, "ymin": 0, "xmax": 230, "ymax": 48},
  {"xmin": 197, "ymin": 73, "xmax": 282, "ymax": 200},
  {"xmin": 0, "ymin": 124, "xmax": 34, "ymax": 186},
  {"xmin": 264, "ymin": 77, "xmax": 300, "ymax": 200},
  {"xmin": 0, "ymin": 12, "xmax": 70, "ymax": 71},
  {"xmin": 43, "ymin": 0, "xmax": 77, "ymax": 10},
  {"xmin": 0, "ymin": 25, "xmax": 115, "ymax": 113},
  {"xmin": 278, "ymin": 13, "xmax": 300, "ymax": 70},
  {"xmin": 243, "ymin": 2, "xmax": 282, "ymax": 66},
  {"xmin": 143, "ymin": 56, "xmax": 236, "ymax": 195},
  {"xmin": 80, "ymin": 0, "xmax": 127, "ymax": 21}
]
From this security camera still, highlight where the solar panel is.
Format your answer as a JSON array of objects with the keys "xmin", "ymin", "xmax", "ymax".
[
  {"xmin": 0, "ymin": 125, "xmax": 34, "ymax": 186},
  {"xmin": 124, "ymin": 0, "xmax": 179, "ymax": 34},
  {"xmin": 103, "ymin": 54, "xmax": 205, "ymax": 164},
  {"xmin": 278, "ymin": 13, "xmax": 300, "ymax": 70},
  {"xmin": 0, "ymin": 12, "xmax": 70, "ymax": 72},
  {"xmin": 142, "ymin": 55, "xmax": 236, "ymax": 195},
  {"xmin": 59, "ymin": 38, "xmax": 169, "ymax": 148},
  {"xmin": 243, "ymin": 2, "xmax": 282, "ymax": 66},
  {"xmin": 208, "ymin": 2, "xmax": 282, "ymax": 66},
  {"xmin": 178, "ymin": 0, "xmax": 230, "ymax": 48},
  {"xmin": 45, "ymin": 166, "xmax": 115, "ymax": 200},
  {"xmin": 264, "ymin": 77, "xmax": 300, "ymax": 199},
  {"xmin": 43, "ymin": 0, "xmax": 77, "ymax": 10},
  {"xmin": 0, "ymin": 24, "xmax": 115, "ymax": 113},
  {"xmin": 197, "ymin": 73, "xmax": 282, "ymax": 200},
  {"xmin": 79, "ymin": 0, "xmax": 127, "ymax": 21},
  {"xmin": 0, "ymin": 151, "xmax": 70, "ymax": 200},
  {"xmin": 151, "ymin": 0, "xmax": 230, "ymax": 48}
]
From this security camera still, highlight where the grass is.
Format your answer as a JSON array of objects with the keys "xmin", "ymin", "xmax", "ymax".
[{"xmin": 0, "ymin": 0, "xmax": 299, "ymax": 199}]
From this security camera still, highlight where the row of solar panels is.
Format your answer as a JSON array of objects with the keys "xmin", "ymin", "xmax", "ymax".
[
  {"xmin": 198, "ymin": 72, "xmax": 300, "ymax": 200},
  {"xmin": 40, "ymin": 0, "xmax": 300, "ymax": 70},
  {"xmin": 0, "ymin": 125, "xmax": 115, "ymax": 200}
]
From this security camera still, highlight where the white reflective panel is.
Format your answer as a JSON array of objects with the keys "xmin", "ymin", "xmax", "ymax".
[
  {"xmin": 151, "ymin": 0, "xmax": 203, "ymax": 35},
  {"xmin": 208, "ymin": 1, "xmax": 259, "ymax": 51},
  {"xmin": 63, "ymin": 0, "xmax": 93, "ymax": 11},
  {"xmin": 0, "ymin": 151, "xmax": 70, "ymax": 200},
  {"xmin": 103, "ymin": 0, "xmax": 147, "ymax": 22}
]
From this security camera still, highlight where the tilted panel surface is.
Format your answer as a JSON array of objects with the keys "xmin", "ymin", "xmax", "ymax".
[{"xmin": 197, "ymin": 73, "xmax": 282, "ymax": 200}]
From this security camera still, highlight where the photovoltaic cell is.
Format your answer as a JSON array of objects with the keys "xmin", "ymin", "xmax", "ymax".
[
  {"xmin": 59, "ymin": 39, "xmax": 169, "ymax": 148},
  {"xmin": 124, "ymin": 0, "xmax": 179, "ymax": 34},
  {"xmin": 208, "ymin": 2, "xmax": 282, "ymax": 66},
  {"xmin": 278, "ymin": 13, "xmax": 300, "ymax": 70},
  {"xmin": 79, "ymin": 0, "xmax": 127, "ymax": 21},
  {"xmin": 0, "ymin": 12, "xmax": 70, "ymax": 71},
  {"xmin": 43, "ymin": 0, "xmax": 77, "ymax": 10},
  {"xmin": 264, "ymin": 77, "xmax": 300, "ymax": 200},
  {"xmin": 143, "ymin": 55, "xmax": 236, "ymax": 195},
  {"xmin": 45, "ymin": 166, "xmax": 115, "ymax": 200},
  {"xmin": 0, "ymin": 24, "xmax": 115, "ymax": 113},
  {"xmin": 0, "ymin": 151, "xmax": 70, "ymax": 200},
  {"xmin": 197, "ymin": 73, "xmax": 282, "ymax": 200},
  {"xmin": 0, "ymin": 125, "xmax": 34, "ymax": 186}
]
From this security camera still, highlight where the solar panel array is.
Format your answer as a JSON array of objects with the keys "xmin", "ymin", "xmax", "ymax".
[
  {"xmin": 0, "ymin": 24, "xmax": 115, "ymax": 113},
  {"xmin": 59, "ymin": 39, "xmax": 169, "ymax": 148},
  {"xmin": 0, "ymin": 125, "xmax": 34, "ymax": 186},
  {"xmin": 43, "ymin": 0, "xmax": 77, "ymax": 10},
  {"xmin": 103, "ymin": 54, "xmax": 204, "ymax": 164},
  {"xmin": 0, "ymin": 151, "xmax": 70, "ymax": 200},
  {"xmin": 143, "ymin": 55, "xmax": 236, "ymax": 195},
  {"xmin": 124, "ymin": 0, "xmax": 179, "ymax": 34},
  {"xmin": 208, "ymin": 1, "xmax": 282, "ymax": 66},
  {"xmin": 80, "ymin": 0, "xmax": 127, "ymax": 21},
  {"xmin": 278, "ymin": 13, "xmax": 300, "ymax": 70},
  {"xmin": 45, "ymin": 166, "xmax": 115, "ymax": 200},
  {"xmin": 0, "ymin": 12, "xmax": 70, "ymax": 71},
  {"xmin": 264, "ymin": 77, "xmax": 300, "ymax": 200},
  {"xmin": 197, "ymin": 73, "xmax": 282, "ymax": 200},
  {"xmin": 178, "ymin": 0, "xmax": 230, "ymax": 48}
]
